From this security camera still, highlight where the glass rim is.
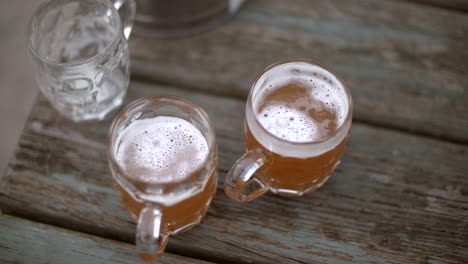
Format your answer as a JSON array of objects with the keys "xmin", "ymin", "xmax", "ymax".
[
  {"xmin": 108, "ymin": 95, "xmax": 217, "ymax": 190},
  {"xmin": 247, "ymin": 59, "xmax": 353, "ymax": 147},
  {"xmin": 26, "ymin": 0, "xmax": 122, "ymax": 68}
]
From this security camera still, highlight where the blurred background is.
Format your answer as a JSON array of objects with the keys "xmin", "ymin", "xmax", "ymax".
[{"xmin": 0, "ymin": 0, "xmax": 39, "ymax": 172}]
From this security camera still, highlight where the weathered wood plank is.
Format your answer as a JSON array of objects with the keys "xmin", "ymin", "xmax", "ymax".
[
  {"xmin": 407, "ymin": 0, "xmax": 468, "ymax": 12},
  {"xmin": 0, "ymin": 214, "xmax": 213, "ymax": 264},
  {"xmin": 1, "ymin": 81, "xmax": 467, "ymax": 263},
  {"xmin": 129, "ymin": 0, "xmax": 468, "ymax": 143}
]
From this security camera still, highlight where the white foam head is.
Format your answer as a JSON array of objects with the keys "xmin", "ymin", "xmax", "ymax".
[
  {"xmin": 257, "ymin": 103, "xmax": 327, "ymax": 143},
  {"xmin": 116, "ymin": 116, "xmax": 209, "ymax": 183},
  {"xmin": 247, "ymin": 61, "xmax": 352, "ymax": 158}
]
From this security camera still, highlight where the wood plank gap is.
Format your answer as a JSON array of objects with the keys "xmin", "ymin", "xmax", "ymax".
[
  {"xmin": 129, "ymin": 77, "xmax": 468, "ymax": 147},
  {"xmin": 130, "ymin": 71, "xmax": 247, "ymax": 100},
  {"xmin": 351, "ymin": 117, "xmax": 468, "ymax": 147},
  {"xmin": 2, "ymin": 80, "xmax": 467, "ymax": 263},
  {"xmin": 0, "ymin": 213, "xmax": 215, "ymax": 264},
  {"xmin": 128, "ymin": 0, "xmax": 468, "ymax": 144},
  {"xmin": 0, "ymin": 202, "xmax": 264, "ymax": 264},
  {"xmin": 401, "ymin": 0, "xmax": 468, "ymax": 13}
]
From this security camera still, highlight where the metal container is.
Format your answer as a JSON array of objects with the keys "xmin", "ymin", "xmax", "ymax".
[{"xmin": 134, "ymin": 0, "xmax": 245, "ymax": 37}]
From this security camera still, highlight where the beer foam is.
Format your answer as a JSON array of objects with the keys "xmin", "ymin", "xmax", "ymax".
[
  {"xmin": 116, "ymin": 116, "xmax": 209, "ymax": 184},
  {"xmin": 258, "ymin": 104, "xmax": 327, "ymax": 142},
  {"xmin": 248, "ymin": 61, "xmax": 351, "ymax": 157},
  {"xmin": 253, "ymin": 63, "xmax": 349, "ymax": 144},
  {"xmin": 255, "ymin": 78, "xmax": 348, "ymax": 143}
]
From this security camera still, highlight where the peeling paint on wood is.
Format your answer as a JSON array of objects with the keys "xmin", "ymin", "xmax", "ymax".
[
  {"xmin": 0, "ymin": 214, "xmax": 213, "ymax": 264},
  {"xmin": 129, "ymin": 0, "xmax": 468, "ymax": 143},
  {"xmin": 1, "ymin": 81, "xmax": 467, "ymax": 263}
]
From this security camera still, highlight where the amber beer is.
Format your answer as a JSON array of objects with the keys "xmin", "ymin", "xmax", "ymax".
[
  {"xmin": 114, "ymin": 177, "xmax": 217, "ymax": 233},
  {"xmin": 247, "ymin": 81, "xmax": 350, "ymax": 192},
  {"xmin": 114, "ymin": 116, "xmax": 217, "ymax": 232},
  {"xmin": 225, "ymin": 60, "xmax": 352, "ymax": 201},
  {"xmin": 108, "ymin": 96, "xmax": 218, "ymax": 260}
]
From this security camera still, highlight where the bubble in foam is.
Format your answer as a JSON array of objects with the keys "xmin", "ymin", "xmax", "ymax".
[
  {"xmin": 116, "ymin": 116, "xmax": 209, "ymax": 184},
  {"xmin": 255, "ymin": 72, "xmax": 348, "ymax": 143},
  {"xmin": 258, "ymin": 105, "xmax": 324, "ymax": 142}
]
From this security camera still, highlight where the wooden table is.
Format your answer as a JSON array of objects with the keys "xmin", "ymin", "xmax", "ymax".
[{"xmin": 1, "ymin": 1, "xmax": 468, "ymax": 263}]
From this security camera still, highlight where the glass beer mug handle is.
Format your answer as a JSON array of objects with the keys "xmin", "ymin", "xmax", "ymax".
[
  {"xmin": 224, "ymin": 148, "xmax": 269, "ymax": 202},
  {"xmin": 136, "ymin": 204, "xmax": 169, "ymax": 262},
  {"xmin": 112, "ymin": 0, "xmax": 136, "ymax": 39}
]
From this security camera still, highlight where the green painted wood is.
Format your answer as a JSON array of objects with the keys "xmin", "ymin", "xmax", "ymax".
[
  {"xmin": 0, "ymin": 214, "xmax": 213, "ymax": 264},
  {"xmin": 129, "ymin": 0, "xmax": 468, "ymax": 143},
  {"xmin": 1, "ymin": 81, "xmax": 467, "ymax": 263}
]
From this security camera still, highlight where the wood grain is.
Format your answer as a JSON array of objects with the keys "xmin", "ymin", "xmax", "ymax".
[
  {"xmin": 129, "ymin": 0, "xmax": 468, "ymax": 143},
  {"xmin": 0, "ymin": 214, "xmax": 213, "ymax": 264},
  {"xmin": 407, "ymin": 0, "xmax": 468, "ymax": 12},
  {"xmin": 1, "ymin": 81, "xmax": 467, "ymax": 263}
]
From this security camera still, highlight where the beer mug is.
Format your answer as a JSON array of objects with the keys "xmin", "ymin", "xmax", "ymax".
[
  {"xmin": 225, "ymin": 60, "xmax": 352, "ymax": 202},
  {"xmin": 108, "ymin": 96, "xmax": 218, "ymax": 261},
  {"xmin": 27, "ymin": 0, "xmax": 136, "ymax": 122}
]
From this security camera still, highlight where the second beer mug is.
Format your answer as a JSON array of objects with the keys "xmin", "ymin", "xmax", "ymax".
[
  {"xmin": 108, "ymin": 96, "xmax": 218, "ymax": 261},
  {"xmin": 27, "ymin": 0, "xmax": 135, "ymax": 122},
  {"xmin": 225, "ymin": 60, "xmax": 352, "ymax": 202}
]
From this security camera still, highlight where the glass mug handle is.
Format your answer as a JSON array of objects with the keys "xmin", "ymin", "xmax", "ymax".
[
  {"xmin": 224, "ymin": 148, "xmax": 270, "ymax": 202},
  {"xmin": 112, "ymin": 0, "xmax": 136, "ymax": 39},
  {"xmin": 136, "ymin": 204, "xmax": 169, "ymax": 262}
]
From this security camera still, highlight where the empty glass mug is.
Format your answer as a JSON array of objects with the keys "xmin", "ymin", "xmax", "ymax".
[
  {"xmin": 108, "ymin": 96, "xmax": 218, "ymax": 261},
  {"xmin": 225, "ymin": 60, "xmax": 352, "ymax": 202},
  {"xmin": 27, "ymin": 0, "xmax": 136, "ymax": 122}
]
